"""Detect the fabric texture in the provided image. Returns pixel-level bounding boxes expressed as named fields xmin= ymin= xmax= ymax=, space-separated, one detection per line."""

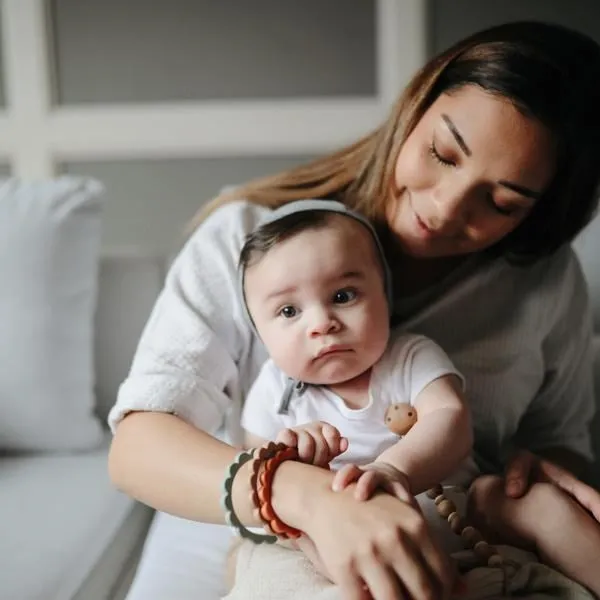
xmin=241 ymin=331 xmax=464 ymax=469
xmin=0 ymin=177 xmax=105 ymax=451
xmin=224 ymin=541 xmax=595 ymax=600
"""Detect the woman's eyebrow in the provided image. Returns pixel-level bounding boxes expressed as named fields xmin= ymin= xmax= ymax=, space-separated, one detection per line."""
xmin=442 ymin=114 xmax=471 ymax=156
xmin=442 ymin=113 xmax=542 ymax=200
xmin=497 ymin=180 xmax=541 ymax=200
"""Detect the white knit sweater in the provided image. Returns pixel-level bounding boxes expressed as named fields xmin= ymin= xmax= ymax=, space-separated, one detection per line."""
xmin=109 ymin=201 xmax=595 ymax=469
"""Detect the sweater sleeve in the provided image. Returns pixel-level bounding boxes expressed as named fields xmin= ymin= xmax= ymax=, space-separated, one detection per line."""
xmin=107 ymin=201 xmax=268 ymax=435
xmin=516 ymin=248 xmax=595 ymax=461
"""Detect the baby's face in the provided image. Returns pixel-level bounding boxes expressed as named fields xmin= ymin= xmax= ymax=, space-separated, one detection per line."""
xmin=244 ymin=215 xmax=390 ymax=385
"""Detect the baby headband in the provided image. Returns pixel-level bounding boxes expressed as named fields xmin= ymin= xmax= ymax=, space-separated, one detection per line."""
xmin=238 ymin=199 xmax=393 ymax=336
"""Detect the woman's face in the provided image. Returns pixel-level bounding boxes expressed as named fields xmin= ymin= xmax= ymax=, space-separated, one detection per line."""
xmin=387 ymin=85 xmax=557 ymax=258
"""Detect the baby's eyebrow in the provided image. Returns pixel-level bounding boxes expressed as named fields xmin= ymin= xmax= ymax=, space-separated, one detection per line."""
xmin=337 ymin=270 xmax=365 ymax=280
xmin=264 ymin=285 xmax=298 ymax=301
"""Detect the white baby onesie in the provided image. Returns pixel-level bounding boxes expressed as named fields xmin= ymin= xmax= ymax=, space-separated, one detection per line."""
xmin=242 ymin=331 xmax=467 ymax=471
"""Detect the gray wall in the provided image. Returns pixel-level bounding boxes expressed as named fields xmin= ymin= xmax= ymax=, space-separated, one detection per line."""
xmin=49 ymin=0 xmax=376 ymax=254
xmin=51 ymin=0 xmax=376 ymax=104
xmin=429 ymin=0 xmax=600 ymax=55
xmin=62 ymin=156 xmax=315 ymax=254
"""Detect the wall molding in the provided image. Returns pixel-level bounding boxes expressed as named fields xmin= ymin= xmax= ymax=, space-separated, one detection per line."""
xmin=0 ymin=0 xmax=426 ymax=177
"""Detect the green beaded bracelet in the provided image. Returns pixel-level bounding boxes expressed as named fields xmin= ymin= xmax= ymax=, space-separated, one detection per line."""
xmin=221 ymin=449 xmax=277 ymax=544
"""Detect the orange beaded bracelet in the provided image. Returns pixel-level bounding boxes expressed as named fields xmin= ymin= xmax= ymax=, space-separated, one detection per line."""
xmin=254 ymin=445 xmax=302 ymax=539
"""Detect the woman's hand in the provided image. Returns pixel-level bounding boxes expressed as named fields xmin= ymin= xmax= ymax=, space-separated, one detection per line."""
xmin=275 ymin=421 xmax=348 ymax=468
xmin=504 ymin=449 xmax=600 ymax=521
xmin=299 ymin=481 xmax=456 ymax=600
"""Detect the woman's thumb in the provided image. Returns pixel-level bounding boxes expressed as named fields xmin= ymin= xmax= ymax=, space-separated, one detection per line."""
xmin=504 ymin=451 xmax=532 ymax=498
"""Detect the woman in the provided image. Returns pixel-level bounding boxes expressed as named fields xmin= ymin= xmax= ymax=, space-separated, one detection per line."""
xmin=108 ymin=21 xmax=600 ymax=600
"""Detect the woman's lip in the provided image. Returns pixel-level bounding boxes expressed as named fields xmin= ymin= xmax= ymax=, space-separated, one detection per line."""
xmin=413 ymin=207 xmax=437 ymax=238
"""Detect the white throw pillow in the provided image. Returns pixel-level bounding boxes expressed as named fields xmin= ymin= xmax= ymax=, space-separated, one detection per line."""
xmin=0 ymin=177 xmax=105 ymax=451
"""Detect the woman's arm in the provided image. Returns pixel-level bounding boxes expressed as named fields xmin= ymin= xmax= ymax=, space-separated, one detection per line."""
xmin=508 ymin=250 xmax=595 ymax=493
xmin=109 ymin=411 xmax=326 ymax=526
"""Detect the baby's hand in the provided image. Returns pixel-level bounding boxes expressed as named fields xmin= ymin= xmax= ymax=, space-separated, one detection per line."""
xmin=275 ymin=421 xmax=348 ymax=468
xmin=332 ymin=461 xmax=413 ymax=503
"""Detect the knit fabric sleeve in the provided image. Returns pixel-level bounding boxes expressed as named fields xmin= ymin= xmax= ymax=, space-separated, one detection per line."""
xmin=516 ymin=249 xmax=595 ymax=460
xmin=108 ymin=201 xmax=267 ymax=435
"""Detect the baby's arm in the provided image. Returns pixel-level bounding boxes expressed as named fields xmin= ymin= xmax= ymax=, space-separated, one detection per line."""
xmin=334 ymin=373 xmax=472 ymax=500
xmin=377 ymin=373 xmax=472 ymax=494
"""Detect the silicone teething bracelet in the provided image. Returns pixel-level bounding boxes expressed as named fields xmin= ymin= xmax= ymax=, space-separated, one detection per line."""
xmin=221 ymin=449 xmax=277 ymax=544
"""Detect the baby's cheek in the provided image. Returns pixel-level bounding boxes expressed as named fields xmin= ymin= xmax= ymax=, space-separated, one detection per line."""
xmin=272 ymin=346 xmax=309 ymax=381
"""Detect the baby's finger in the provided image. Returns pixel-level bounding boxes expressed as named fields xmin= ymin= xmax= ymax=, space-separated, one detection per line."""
xmin=355 ymin=471 xmax=380 ymax=501
xmin=321 ymin=423 xmax=344 ymax=456
xmin=310 ymin=430 xmax=332 ymax=467
xmin=296 ymin=430 xmax=317 ymax=463
xmin=275 ymin=428 xmax=297 ymax=448
xmin=386 ymin=480 xmax=414 ymax=504
xmin=332 ymin=464 xmax=363 ymax=492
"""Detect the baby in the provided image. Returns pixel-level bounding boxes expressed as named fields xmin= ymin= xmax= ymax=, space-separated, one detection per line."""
xmin=227 ymin=199 xmax=600 ymax=598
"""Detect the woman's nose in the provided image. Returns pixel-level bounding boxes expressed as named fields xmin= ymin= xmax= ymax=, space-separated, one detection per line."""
xmin=431 ymin=184 xmax=472 ymax=233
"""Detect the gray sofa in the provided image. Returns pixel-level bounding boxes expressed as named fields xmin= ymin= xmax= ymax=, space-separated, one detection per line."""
xmin=0 ymin=254 xmax=164 ymax=600
xmin=1 ymin=236 xmax=599 ymax=600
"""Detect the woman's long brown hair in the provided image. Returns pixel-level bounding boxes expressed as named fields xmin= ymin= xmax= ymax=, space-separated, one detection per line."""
xmin=190 ymin=22 xmax=600 ymax=263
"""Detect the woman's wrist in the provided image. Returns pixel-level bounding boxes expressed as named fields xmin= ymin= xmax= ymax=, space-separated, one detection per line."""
xmin=269 ymin=461 xmax=334 ymax=532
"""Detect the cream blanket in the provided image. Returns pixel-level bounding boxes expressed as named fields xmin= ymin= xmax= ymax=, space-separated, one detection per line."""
xmin=224 ymin=541 xmax=595 ymax=600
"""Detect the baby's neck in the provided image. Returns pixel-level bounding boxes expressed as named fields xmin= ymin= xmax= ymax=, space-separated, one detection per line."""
xmin=327 ymin=368 xmax=372 ymax=410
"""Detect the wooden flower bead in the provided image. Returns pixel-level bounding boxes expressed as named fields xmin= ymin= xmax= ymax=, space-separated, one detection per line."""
xmin=448 ymin=512 xmax=463 ymax=533
xmin=426 ymin=484 xmax=443 ymax=499
xmin=461 ymin=526 xmax=483 ymax=547
xmin=436 ymin=499 xmax=455 ymax=518
xmin=488 ymin=554 xmax=504 ymax=567
xmin=474 ymin=541 xmax=496 ymax=561
xmin=384 ymin=403 xmax=418 ymax=436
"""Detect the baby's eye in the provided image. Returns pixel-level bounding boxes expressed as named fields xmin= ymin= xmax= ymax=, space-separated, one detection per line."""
xmin=279 ymin=305 xmax=297 ymax=319
xmin=333 ymin=288 xmax=357 ymax=304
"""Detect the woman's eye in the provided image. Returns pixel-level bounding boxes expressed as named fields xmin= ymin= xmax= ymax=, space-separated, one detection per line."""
xmin=279 ymin=305 xmax=297 ymax=318
xmin=429 ymin=140 xmax=456 ymax=168
xmin=333 ymin=289 xmax=357 ymax=304
xmin=487 ymin=194 xmax=518 ymax=217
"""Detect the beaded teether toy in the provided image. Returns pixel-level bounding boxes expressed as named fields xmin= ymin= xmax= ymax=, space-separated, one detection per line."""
xmin=384 ymin=402 xmax=505 ymax=568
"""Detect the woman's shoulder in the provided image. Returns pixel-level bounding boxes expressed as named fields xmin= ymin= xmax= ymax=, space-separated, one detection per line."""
xmin=502 ymin=245 xmax=585 ymax=297
xmin=189 ymin=200 xmax=272 ymax=243
xmin=497 ymin=245 xmax=589 ymax=326
xmin=173 ymin=200 xmax=272 ymax=272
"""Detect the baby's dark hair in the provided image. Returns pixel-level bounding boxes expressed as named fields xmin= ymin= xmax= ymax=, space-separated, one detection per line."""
xmin=239 ymin=210 xmax=337 ymax=271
